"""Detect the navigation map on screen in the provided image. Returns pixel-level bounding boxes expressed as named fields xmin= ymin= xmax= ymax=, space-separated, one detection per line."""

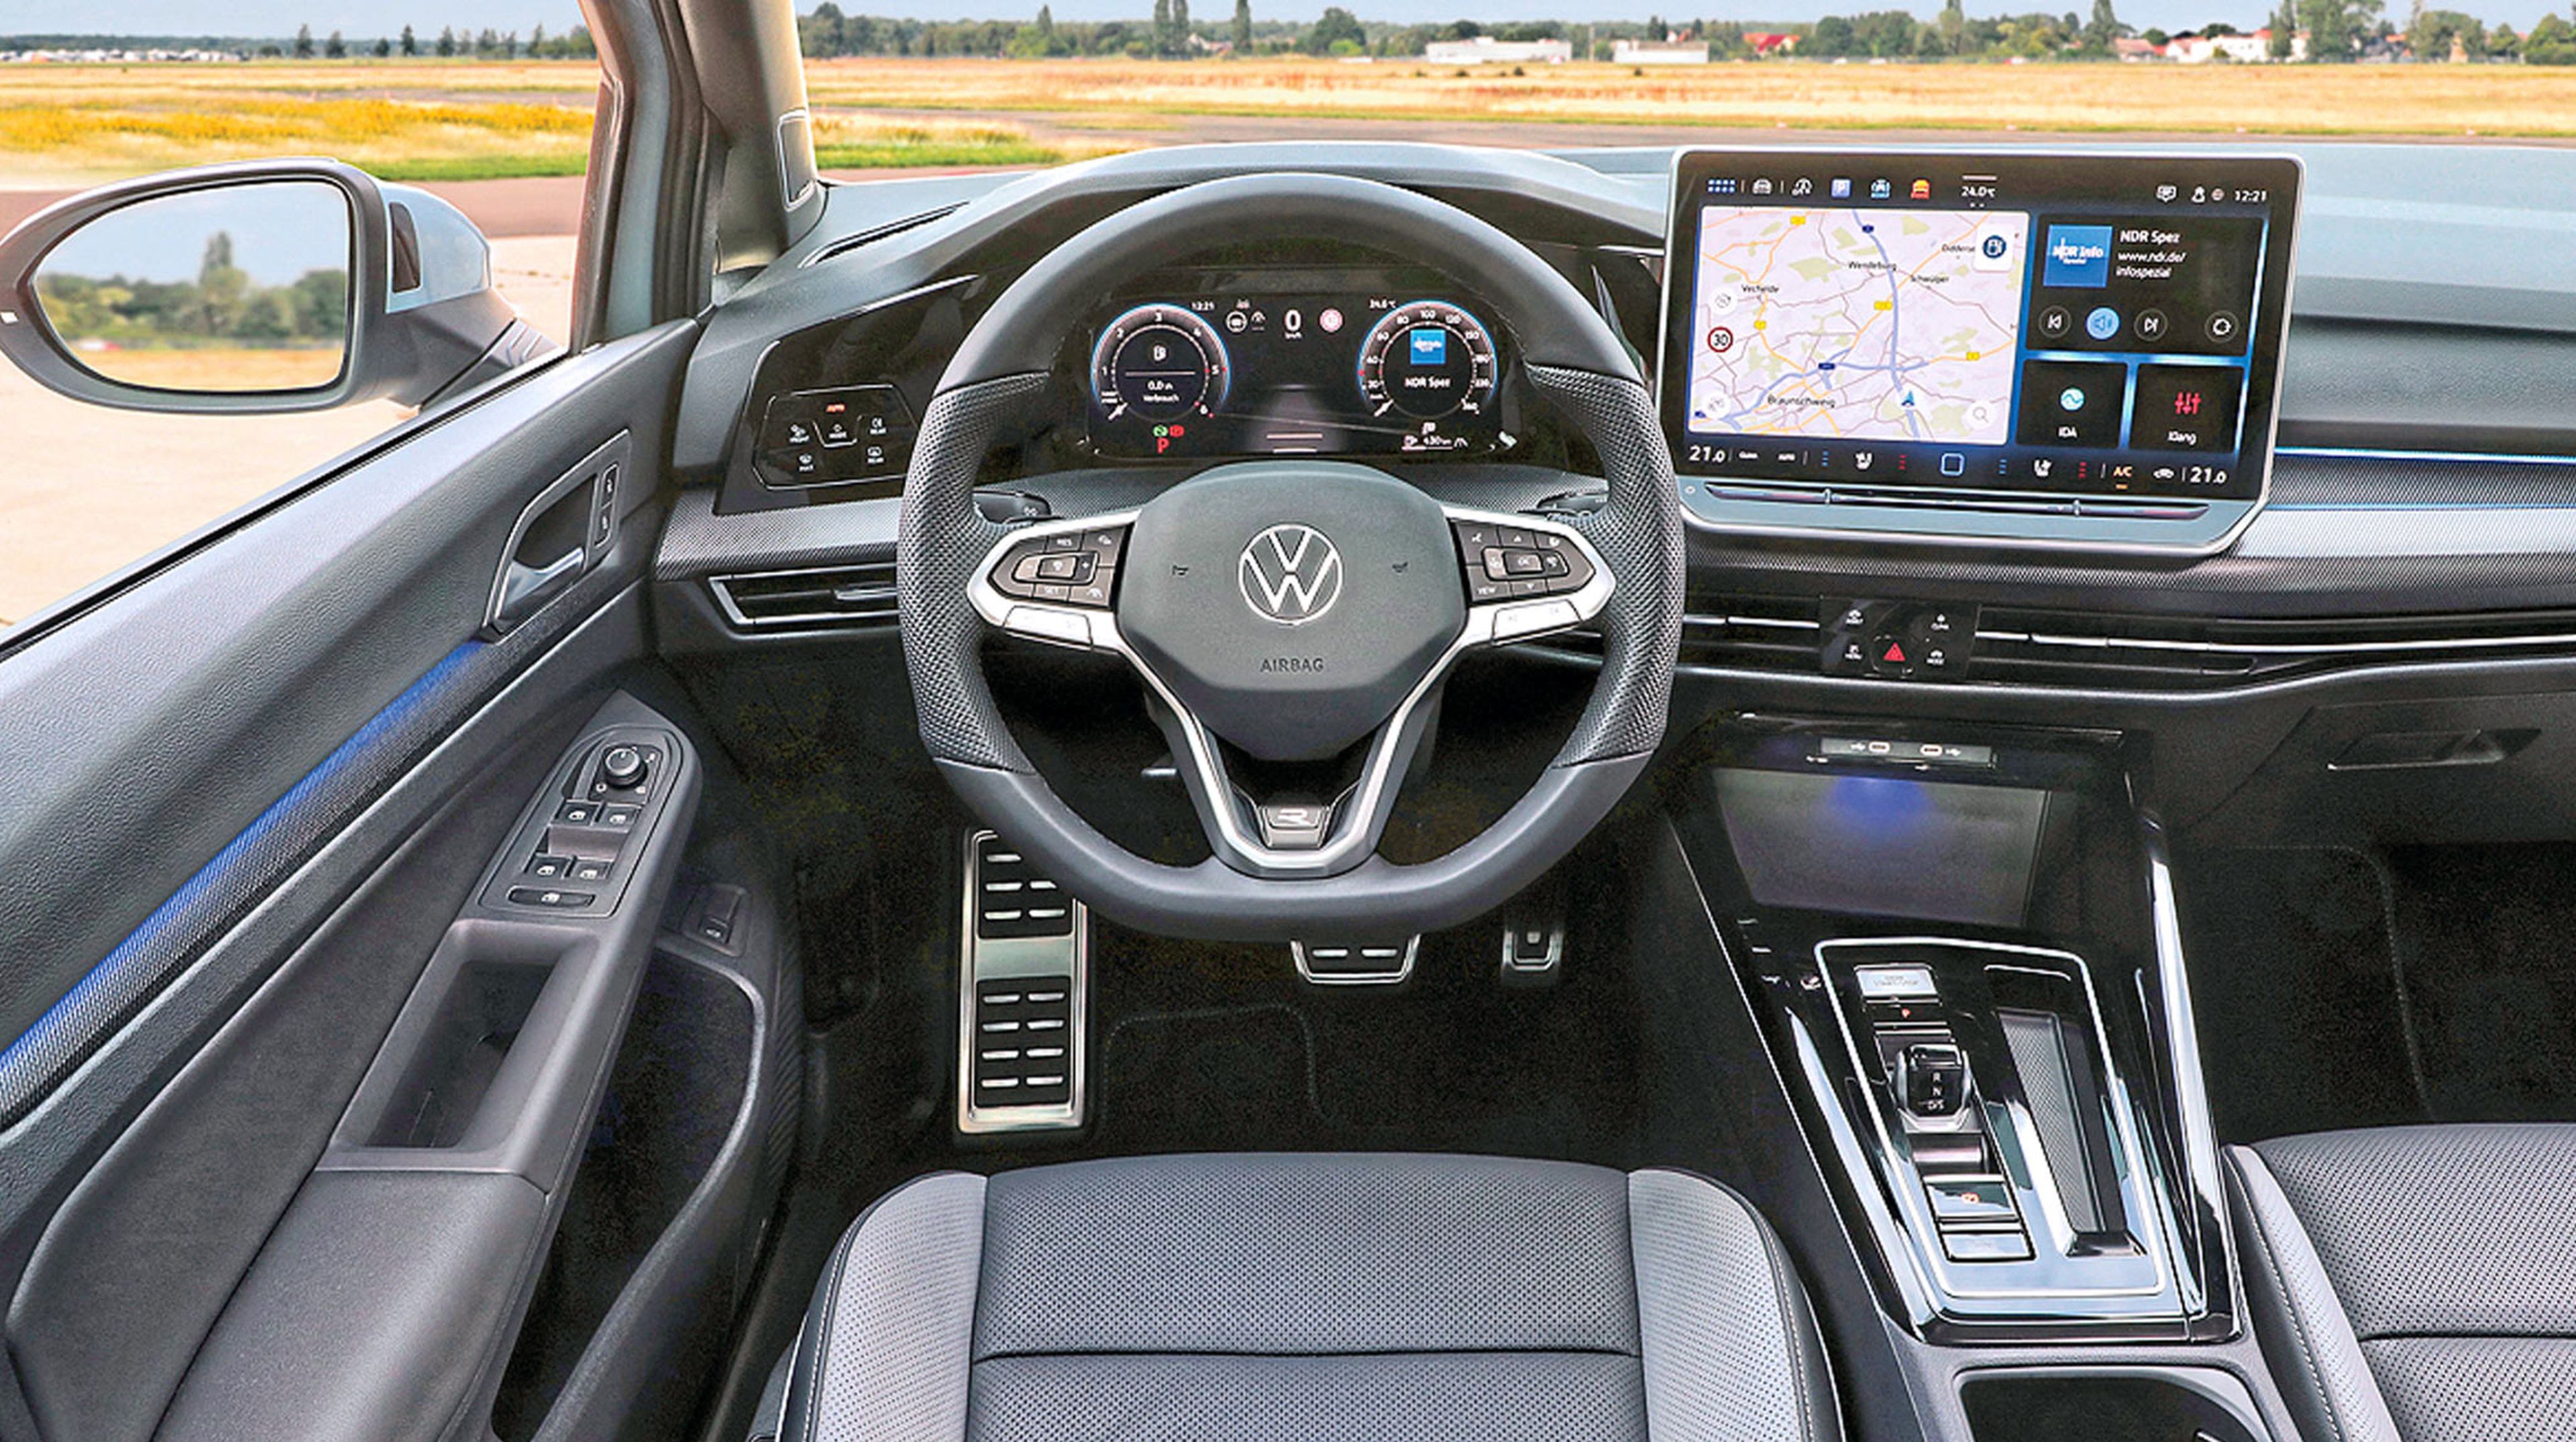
xmin=1684 ymin=207 xmax=2029 ymax=448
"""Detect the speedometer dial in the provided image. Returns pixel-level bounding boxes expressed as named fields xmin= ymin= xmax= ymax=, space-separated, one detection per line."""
xmin=1356 ymin=301 xmax=1499 ymax=423
xmin=1091 ymin=303 xmax=1231 ymax=423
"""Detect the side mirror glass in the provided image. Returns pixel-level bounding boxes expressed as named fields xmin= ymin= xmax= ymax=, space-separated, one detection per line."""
xmin=0 ymin=160 xmax=553 ymax=415
xmin=31 ymin=180 xmax=352 ymax=395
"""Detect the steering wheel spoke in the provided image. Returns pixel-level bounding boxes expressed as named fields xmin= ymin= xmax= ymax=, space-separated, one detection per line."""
xmin=970 ymin=511 xmax=1138 ymax=651
xmin=1442 ymin=503 xmax=1615 ymax=649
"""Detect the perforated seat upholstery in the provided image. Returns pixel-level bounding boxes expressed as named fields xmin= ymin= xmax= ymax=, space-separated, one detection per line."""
xmin=777 ymin=1151 xmax=1839 ymax=1442
xmin=2229 ymin=1125 xmax=2576 ymax=1442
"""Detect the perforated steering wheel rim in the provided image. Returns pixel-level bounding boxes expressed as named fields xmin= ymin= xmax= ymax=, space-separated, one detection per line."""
xmin=896 ymin=171 xmax=1683 ymax=943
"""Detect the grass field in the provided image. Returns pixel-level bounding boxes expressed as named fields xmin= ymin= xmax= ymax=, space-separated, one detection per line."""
xmin=0 ymin=60 xmax=1095 ymax=183
xmin=800 ymin=55 xmax=2575 ymax=140
xmin=0 ymin=56 xmax=2565 ymax=187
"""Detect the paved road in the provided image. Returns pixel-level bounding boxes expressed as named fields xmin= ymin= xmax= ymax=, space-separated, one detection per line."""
xmin=0 ymin=236 xmax=577 ymax=627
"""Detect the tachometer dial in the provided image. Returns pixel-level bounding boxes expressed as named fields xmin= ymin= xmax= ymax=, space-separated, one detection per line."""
xmin=1091 ymin=303 xmax=1231 ymax=423
xmin=1356 ymin=301 xmax=1499 ymax=423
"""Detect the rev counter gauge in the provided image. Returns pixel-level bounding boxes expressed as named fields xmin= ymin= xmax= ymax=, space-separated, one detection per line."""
xmin=1356 ymin=301 xmax=1499 ymax=423
xmin=1091 ymin=303 xmax=1231 ymax=423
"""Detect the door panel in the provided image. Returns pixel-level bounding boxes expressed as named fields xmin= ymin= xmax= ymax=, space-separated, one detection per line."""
xmin=0 ymin=323 xmax=688 ymax=1104
xmin=0 ymin=321 xmax=696 ymax=1441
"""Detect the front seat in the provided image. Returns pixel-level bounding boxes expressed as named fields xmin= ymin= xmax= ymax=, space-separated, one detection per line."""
xmin=2229 ymin=1125 xmax=2576 ymax=1442
xmin=775 ymin=1151 xmax=1839 ymax=1442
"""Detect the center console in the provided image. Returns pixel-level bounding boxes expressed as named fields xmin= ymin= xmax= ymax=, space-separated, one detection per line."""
xmin=1677 ymin=721 xmax=2232 ymax=1345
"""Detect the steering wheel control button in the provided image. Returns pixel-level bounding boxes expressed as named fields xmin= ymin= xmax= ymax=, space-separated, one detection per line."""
xmin=1002 ymin=605 xmax=1092 ymax=649
xmin=1253 ymin=799 xmax=1334 ymax=851
xmin=1454 ymin=520 xmax=1593 ymax=606
xmin=1491 ymin=598 xmax=1580 ymax=642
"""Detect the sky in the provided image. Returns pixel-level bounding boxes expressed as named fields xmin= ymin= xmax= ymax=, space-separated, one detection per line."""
xmin=7 ymin=0 xmax=2561 ymax=42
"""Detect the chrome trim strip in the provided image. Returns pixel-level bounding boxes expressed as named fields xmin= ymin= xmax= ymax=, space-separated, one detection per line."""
xmin=1980 ymin=626 xmax=2576 ymax=660
xmin=2140 ymin=812 xmax=2237 ymax=1335
xmin=706 ymin=560 xmax=901 ymax=631
xmin=965 ymin=502 xmax=1614 ymax=879
xmin=1813 ymin=935 xmax=2180 ymax=1312
xmin=2279 ymin=444 xmax=2576 ymax=467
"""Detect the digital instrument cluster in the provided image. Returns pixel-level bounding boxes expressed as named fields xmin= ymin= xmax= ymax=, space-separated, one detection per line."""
xmin=1085 ymin=269 xmax=1506 ymax=461
xmin=1658 ymin=148 xmax=2301 ymax=516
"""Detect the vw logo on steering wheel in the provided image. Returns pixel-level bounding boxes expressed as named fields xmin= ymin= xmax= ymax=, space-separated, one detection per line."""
xmin=1238 ymin=523 xmax=1344 ymax=626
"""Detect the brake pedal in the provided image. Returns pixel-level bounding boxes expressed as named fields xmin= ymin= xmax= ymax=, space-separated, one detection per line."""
xmin=1293 ymin=937 xmax=1417 ymax=986
xmin=958 ymin=830 xmax=1087 ymax=1135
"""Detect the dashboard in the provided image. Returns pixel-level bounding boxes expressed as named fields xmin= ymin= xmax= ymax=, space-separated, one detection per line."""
xmin=1085 ymin=266 xmax=1508 ymax=460
xmin=692 ymin=140 xmax=2576 ymax=584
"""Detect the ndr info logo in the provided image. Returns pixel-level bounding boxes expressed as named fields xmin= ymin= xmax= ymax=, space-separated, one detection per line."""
xmin=2043 ymin=225 xmax=2113 ymax=288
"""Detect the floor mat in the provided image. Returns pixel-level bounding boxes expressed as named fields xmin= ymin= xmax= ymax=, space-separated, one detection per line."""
xmin=2176 ymin=846 xmax=2430 ymax=1143
xmin=1094 ymin=1003 xmax=1328 ymax=1152
xmin=2387 ymin=843 xmax=2576 ymax=1123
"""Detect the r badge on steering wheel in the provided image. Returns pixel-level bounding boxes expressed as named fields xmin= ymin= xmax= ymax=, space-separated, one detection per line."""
xmin=1238 ymin=523 xmax=1344 ymax=626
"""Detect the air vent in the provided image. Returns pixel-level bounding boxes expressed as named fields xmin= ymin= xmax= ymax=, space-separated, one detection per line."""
xmin=709 ymin=562 xmax=900 ymax=632
xmin=1548 ymin=595 xmax=2576 ymax=692
xmin=1976 ymin=606 xmax=2576 ymax=690
xmin=1545 ymin=595 xmax=1823 ymax=672
xmin=1678 ymin=595 xmax=1827 ymax=671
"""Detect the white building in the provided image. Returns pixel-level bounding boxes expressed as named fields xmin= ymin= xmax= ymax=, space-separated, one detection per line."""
xmin=2166 ymin=28 xmax=2301 ymax=60
xmin=1424 ymin=36 xmax=1574 ymax=64
xmin=1612 ymin=38 xmax=1711 ymax=63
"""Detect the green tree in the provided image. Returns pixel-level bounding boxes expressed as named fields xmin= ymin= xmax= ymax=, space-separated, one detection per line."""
xmin=2084 ymin=0 xmax=2124 ymax=47
xmin=2266 ymin=0 xmax=2297 ymax=52
xmin=2526 ymin=11 xmax=2576 ymax=58
xmin=1938 ymin=0 xmax=1968 ymax=52
xmin=324 ymin=28 xmax=345 ymax=56
xmin=1232 ymin=0 xmax=1252 ymax=48
xmin=2408 ymin=7 xmax=2482 ymax=54
xmin=1807 ymin=13 xmax=1855 ymax=52
xmin=435 ymin=24 xmax=456 ymax=56
xmin=294 ymin=23 xmax=315 ymax=58
xmin=2298 ymin=0 xmax=2384 ymax=56
xmin=1175 ymin=0 xmax=1193 ymax=48
xmin=1302 ymin=3 xmax=1365 ymax=52
xmin=373 ymin=36 xmax=391 ymax=56
xmin=400 ymin=23 xmax=417 ymax=55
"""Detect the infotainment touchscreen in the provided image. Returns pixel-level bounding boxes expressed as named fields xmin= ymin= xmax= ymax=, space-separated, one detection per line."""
xmin=1658 ymin=150 xmax=2299 ymax=511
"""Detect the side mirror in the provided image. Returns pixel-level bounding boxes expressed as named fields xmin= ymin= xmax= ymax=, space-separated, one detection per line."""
xmin=0 ymin=158 xmax=555 ymax=415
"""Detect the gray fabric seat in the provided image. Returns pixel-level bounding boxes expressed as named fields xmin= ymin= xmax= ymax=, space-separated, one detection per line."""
xmin=2228 ymin=1125 xmax=2576 ymax=1442
xmin=777 ymin=1151 xmax=1839 ymax=1442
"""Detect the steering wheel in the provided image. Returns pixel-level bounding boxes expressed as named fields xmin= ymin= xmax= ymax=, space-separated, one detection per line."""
xmin=898 ymin=172 xmax=1682 ymax=944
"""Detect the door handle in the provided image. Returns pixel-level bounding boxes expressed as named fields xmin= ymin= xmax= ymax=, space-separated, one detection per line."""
xmin=484 ymin=436 xmax=627 ymax=637
xmin=494 ymin=545 xmax=584 ymax=629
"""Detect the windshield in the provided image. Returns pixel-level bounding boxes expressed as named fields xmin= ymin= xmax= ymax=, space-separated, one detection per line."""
xmin=0 ymin=3 xmax=2561 ymax=629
